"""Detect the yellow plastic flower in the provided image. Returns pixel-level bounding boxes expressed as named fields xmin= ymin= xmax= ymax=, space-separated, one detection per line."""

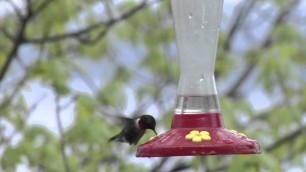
xmin=238 ymin=133 xmax=247 ymax=137
xmin=230 ymin=129 xmax=247 ymax=137
xmin=185 ymin=130 xmax=211 ymax=143
xmin=230 ymin=130 xmax=238 ymax=133
xmin=149 ymin=133 xmax=163 ymax=141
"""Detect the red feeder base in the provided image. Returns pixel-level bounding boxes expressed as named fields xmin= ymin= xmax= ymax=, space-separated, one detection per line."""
xmin=136 ymin=113 xmax=261 ymax=157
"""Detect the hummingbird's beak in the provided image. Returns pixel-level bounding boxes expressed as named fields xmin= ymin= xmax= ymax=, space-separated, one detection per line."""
xmin=152 ymin=129 xmax=158 ymax=135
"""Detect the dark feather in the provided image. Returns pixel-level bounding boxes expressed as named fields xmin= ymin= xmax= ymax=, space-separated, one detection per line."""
xmin=108 ymin=116 xmax=144 ymax=145
xmin=109 ymin=115 xmax=155 ymax=145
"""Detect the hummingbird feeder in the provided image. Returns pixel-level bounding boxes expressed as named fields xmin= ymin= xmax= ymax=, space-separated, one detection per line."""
xmin=136 ymin=0 xmax=261 ymax=157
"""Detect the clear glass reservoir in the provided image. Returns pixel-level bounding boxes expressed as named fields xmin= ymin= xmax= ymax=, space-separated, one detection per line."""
xmin=172 ymin=0 xmax=224 ymax=114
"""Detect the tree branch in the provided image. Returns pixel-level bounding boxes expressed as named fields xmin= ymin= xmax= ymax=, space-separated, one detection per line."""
xmin=55 ymin=95 xmax=71 ymax=172
xmin=223 ymin=0 xmax=257 ymax=51
xmin=0 ymin=18 xmax=27 ymax=84
xmin=23 ymin=0 xmax=164 ymax=44
xmin=168 ymin=162 xmax=190 ymax=172
xmin=0 ymin=94 xmax=46 ymax=146
xmin=248 ymin=102 xmax=285 ymax=122
xmin=59 ymin=94 xmax=79 ymax=110
xmin=266 ymin=125 xmax=306 ymax=152
xmin=0 ymin=74 xmax=27 ymax=111
xmin=151 ymin=158 xmax=169 ymax=172
xmin=0 ymin=56 xmax=43 ymax=113
xmin=6 ymin=0 xmax=23 ymax=21
xmin=0 ymin=0 xmax=36 ymax=84
xmin=225 ymin=0 xmax=301 ymax=98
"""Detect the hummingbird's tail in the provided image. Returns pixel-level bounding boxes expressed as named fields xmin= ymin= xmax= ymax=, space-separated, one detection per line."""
xmin=108 ymin=135 xmax=118 ymax=143
xmin=108 ymin=134 xmax=125 ymax=143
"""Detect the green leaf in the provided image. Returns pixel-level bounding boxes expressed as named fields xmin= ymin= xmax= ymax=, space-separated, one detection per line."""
xmin=136 ymin=86 xmax=157 ymax=101
xmin=141 ymin=49 xmax=166 ymax=73
xmin=271 ymin=25 xmax=301 ymax=44
xmin=229 ymin=154 xmax=282 ymax=172
xmin=78 ymin=37 xmax=109 ymax=60
xmin=27 ymin=0 xmax=79 ymax=38
xmin=24 ymin=126 xmax=55 ymax=142
xmin=1 ymin=146 xmax=21 ymax=170
xmin=98 ymin=80 xmax=126 ymax=108
xmin=31 ymin=58 xmax=70 ymax=95
xmin=116 ymin=66 xmax=131 ymax=83
xmin=75 ymin=94 xmax=98 ymax=121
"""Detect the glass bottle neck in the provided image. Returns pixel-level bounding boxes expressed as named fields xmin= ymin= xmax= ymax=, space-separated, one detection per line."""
xmin=174 ymin=94 xmax=220 ymax=114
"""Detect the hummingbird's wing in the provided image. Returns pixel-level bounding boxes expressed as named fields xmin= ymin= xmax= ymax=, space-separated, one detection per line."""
xmin=118 ymin=116 xmax=136 ymax=127
xmin=105 ymin=115 xmax=134 ymax=126
xmin=108 ymin=117 xmax=133 ymax=144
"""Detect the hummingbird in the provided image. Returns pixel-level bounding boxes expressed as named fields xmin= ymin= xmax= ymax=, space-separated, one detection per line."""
xmin=108 ymin=115 xmax=157 ymax=145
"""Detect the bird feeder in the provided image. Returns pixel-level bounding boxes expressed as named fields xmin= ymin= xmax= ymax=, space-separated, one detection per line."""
xmin=136 ymin=0 xmax=260 ymax=157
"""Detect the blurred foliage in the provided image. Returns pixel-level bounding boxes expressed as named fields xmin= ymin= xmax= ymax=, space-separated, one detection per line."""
xmin=0 ymin=0 xmax=305 ymax=171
